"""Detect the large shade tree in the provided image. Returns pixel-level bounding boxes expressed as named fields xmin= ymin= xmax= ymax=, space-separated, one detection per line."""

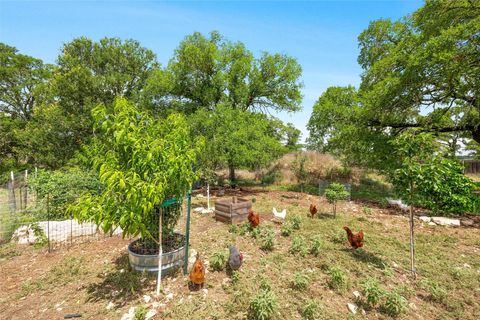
xmin=308 ymin=0 xmax=480 ymax=167
xmin=143 ymin=31 xmax=303 ymax=115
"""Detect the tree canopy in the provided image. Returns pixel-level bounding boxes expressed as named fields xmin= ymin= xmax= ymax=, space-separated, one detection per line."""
xmin=308 ymin=0 xmax=480 ymax=168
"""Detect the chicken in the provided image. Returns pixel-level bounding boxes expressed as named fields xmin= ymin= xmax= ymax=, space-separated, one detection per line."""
xmin=189 ymin=253 xmax=205 ymax=288
xmin=272 ymin=207 xmax=287 ymax=220
xmin=309 ymin=204 xmax=317 ymax=219
xmin=343 ymin=226 xmax=364 ymax=249
xmin=248 ymin=209 xmax=260 ymax=227
xmin=228 ymin=245 xmax=243 ymax=270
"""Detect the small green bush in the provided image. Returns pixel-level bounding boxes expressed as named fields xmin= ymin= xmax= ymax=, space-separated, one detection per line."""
xmin=302 ymin=299 xmax=321 ymax=320
xmin=248 ymin=286 xmax=278 ymax=320
xmin=251 ymin=226 xmax=262 ymax=239
xmin=210 ymin=251 xmax=227 ymax=271
xmin=280 ymin=222 xmax=293 ymax=237
xmin=260 ymin=228 xmax=276 ymax=251
xmin=382 ymin=291 xmax=408 ymax=317
xmin=327 ymin=266 xmax=348 ymax=291
xmin=325 ymin=183 xmax=350 ymax=218
xmin=361 ymin=277 xmax=384 ymax=308
xmin=31 ymin=223 xmax=48 ymax=248
xmin=289 ymin=236 xmax=308 ymax=257
xmin=291 ymin=271 xmax=310 ymax=291
xmin=309 ymin=235 xmax=323 ymax=256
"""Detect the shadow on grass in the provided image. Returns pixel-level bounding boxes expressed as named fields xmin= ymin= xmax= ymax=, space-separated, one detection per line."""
xmin=342 ymin=248 xmax=387 ymax=270
xmin=317 ymin=213 xmax=335 ymax=220
xmin=86 ymin=254 xmax=155 ymax=305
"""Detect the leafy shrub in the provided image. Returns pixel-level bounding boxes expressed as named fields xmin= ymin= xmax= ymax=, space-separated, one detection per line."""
xmin=327 ymin=267 xmax=348 ymax=291
xmin=280 ymin=222 xmax=293 ymax=237
xmin=248 ymin=285 xmax=278 ymax=320
xmin=291 ymin=271 xmax=310 ymax=291
xmin=210 ymin=251 xmax=227 ymax=271
xmin=381 ymin=291 xmax=408 ymax=317
xmin=30 ymin=168 xmax=101 ymax=219
xmin=325 ymin=183 xmax=350 ymax=217
xmin=261 ymin=170 xmax=281 ymax=185
xmin=309 ymin=236 xmax=323 ymax=256
xmin=361 ymin=277 xmax=384 ymax=308
xmin=260 ymin=228 xmax=276 ymax=251
xmin=289 ymin=215 xmax=302 ymax=230
xmin=302 ymin=299 xmax=321 ymax=320
xmin=289 ymin=236 xmax=308 ymax=257
xmin=31 ymin=223 xmax=48 ymax=248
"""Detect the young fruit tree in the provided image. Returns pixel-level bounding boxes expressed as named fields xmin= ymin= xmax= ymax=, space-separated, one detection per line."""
xmin=391 ymin=132 xmax=477 ymax=279
xmin=325 ymin=183 xmax=349 ymax=218
xmin=69 ymin=98 xmax=204 ymax=290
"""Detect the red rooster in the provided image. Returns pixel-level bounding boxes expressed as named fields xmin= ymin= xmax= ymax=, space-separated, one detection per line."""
xmin=309 ymin=204 xmax=317 ymax=219
xmin=248 ymin=209 xmax=260 ymax=228
xmin=343 ymin=226 xmax=364 ymax=249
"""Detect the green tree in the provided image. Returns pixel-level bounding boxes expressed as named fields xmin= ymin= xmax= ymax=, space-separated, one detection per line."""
xmin=0 ymin=43 xmax=52 ymax=120
xmin=71 ymin=98 xmax=204 ymax=242
xmin=325 ymin=183 xmax=350 ymax=218
xmin=22 ymin=37 xmax=160 ymax=168
xmin=189 ymin=104 xmax=286 ymax=182
xmin=144 ymin=31 xmax=303 ymax=115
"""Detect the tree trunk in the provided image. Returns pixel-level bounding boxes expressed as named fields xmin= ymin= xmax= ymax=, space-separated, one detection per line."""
xmin=228 ymin=162 xmax=236 ymax=184
xmin=409 ymin=183 xmax=417 ymax=280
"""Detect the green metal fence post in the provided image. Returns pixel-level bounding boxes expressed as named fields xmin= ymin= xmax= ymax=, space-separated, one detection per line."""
xmin=183 ymin=190 xmax=192 ymax=275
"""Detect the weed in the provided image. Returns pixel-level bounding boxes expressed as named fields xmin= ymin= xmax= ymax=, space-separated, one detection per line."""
xmin=210 ymin=251 xmax=227 ymax=271
xmin=290 ymin=215 xmax=302 ymax=230
xmin=309 ymin=235 xmax=323 ymax=256
xmin=238 ymin=223 xmax=250 ymax=236
xmin=280 ymin=222 xmax=293 ymax=237
xmin=228 ymin=224 xmax=238 ymax=234
xmin=327 ymin=266 xmax=348 ymax=291
xmin=362 ymin=207 xmax=372 ymax=215
xmin=329 ymin=230 xmax=345 ymax=244
xmin=134 ymin=305 xmax=148 ymax=320
xmin=381 ymin=290 xmax=408 ymax=317
xmin=302 ymin=299 xmax=321 ymax=320
xmin=231 ymin=270 xmax=240 ymax=285
xmin=289 ymin=236 xmax=308 ymax=257
xmin=291 ymin=271 xmax=310 ymax=291
xmin=260 ymin=228 xmax=276 ymax=251
xmin=395 ymin=284 xmax=415 ymax=299
xmin=420 ymin=279 xmax=447 ymax=303
xmin=248 ymin=286 xmax=278 ymax=320
xmin=31 ymin=223 xmax=48 ymax=248
xmin=360 ymin=277 xmax=384 ymax=308
xmin=251 ymin=226 xmax=262 ymax=239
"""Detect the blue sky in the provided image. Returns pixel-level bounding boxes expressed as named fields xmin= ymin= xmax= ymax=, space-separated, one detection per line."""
xmin=0 ymin=0 xmax=423 ymax=141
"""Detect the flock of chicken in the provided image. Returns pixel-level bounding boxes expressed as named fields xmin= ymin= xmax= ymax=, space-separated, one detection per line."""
xmin=189 ymin=204 xmax=364 ymax=288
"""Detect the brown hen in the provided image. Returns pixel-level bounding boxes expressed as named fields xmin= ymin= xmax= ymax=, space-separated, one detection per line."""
xmin=343 ymin=226 xmax=364 ymax=249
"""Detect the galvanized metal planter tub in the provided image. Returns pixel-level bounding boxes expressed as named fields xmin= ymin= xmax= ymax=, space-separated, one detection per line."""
xmin=128 ymin=233 xmax=185 ymax=275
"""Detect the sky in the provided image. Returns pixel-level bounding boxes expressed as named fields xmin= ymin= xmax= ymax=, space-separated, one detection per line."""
xmin=0 ymin=0 xmax=423 ymax=142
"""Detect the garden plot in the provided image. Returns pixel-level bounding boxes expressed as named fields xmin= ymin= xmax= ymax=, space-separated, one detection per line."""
xmin=0 ymin=189 xmax=479 ymax=320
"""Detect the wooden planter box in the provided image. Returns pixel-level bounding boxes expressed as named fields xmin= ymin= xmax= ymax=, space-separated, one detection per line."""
xmin=214 ymin=196 xmax=252 ymax=224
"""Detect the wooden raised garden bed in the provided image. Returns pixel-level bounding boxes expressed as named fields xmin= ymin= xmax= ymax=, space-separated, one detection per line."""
xmin=214 ymin=196 xmax=252 ymax=224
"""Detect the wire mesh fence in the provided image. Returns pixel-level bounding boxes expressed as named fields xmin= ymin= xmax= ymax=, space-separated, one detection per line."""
xmin=1 ymin=169 xmax=193 ymax=275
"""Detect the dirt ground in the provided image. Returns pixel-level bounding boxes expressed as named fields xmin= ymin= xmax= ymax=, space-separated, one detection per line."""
xmin=1 ymin=188 xmax=479 ymax=320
